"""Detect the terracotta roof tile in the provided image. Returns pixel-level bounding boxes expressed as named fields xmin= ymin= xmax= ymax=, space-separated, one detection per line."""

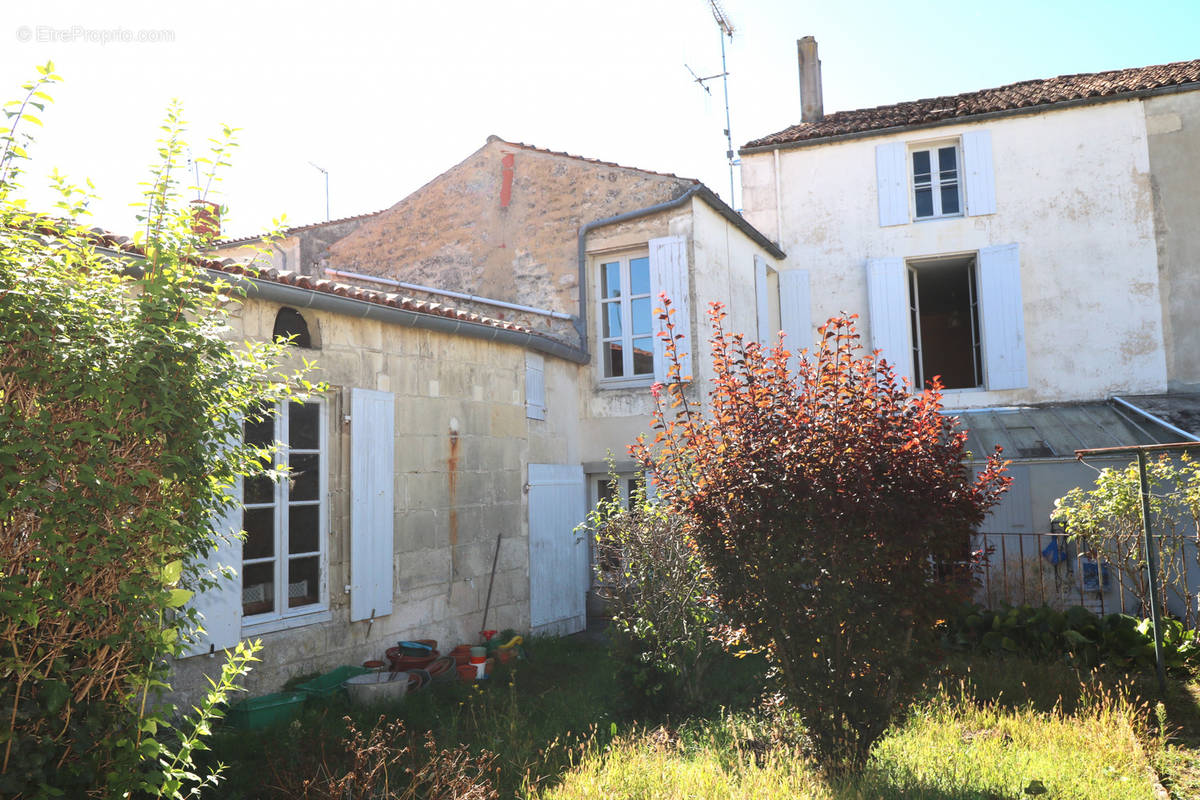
xmin=744 ymin=59 xmax=1200 ymax=149
xmin=78 ymin=231 xmax=542 ymax=337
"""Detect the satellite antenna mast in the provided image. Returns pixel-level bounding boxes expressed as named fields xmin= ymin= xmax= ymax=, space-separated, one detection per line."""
xmin=308 ymin=161 xmax=330 ymax=221
xmin=687 ymin=0 xmax=738 ymax=208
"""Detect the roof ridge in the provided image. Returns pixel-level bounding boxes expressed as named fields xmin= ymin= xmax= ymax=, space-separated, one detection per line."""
xmin=215 ymin=208 xmax=386 ymax=247
xmin=487 ymin=135 xmax=701 ymax=183
xmin=743 ymin=57 xmax=1200 ymax=150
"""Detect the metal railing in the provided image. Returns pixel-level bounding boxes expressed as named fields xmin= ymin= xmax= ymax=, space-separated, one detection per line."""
xmin=970 ymin=531 xmax=1200 ymax=627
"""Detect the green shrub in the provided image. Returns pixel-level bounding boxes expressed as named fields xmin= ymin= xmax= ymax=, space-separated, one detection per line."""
xmin=591 ymin=478 xmax=728 ymax=714
xmin=0 ymin=66 xmax=304 ymax=797
xmin=943 ymin=602 xmax=1200 ymax=671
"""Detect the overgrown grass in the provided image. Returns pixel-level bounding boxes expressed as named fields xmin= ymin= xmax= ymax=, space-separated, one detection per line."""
xmin=536 ymin=684 xmax=1158 ymax=800
xmin=207 ymin=637 xmax=1199 ymax=799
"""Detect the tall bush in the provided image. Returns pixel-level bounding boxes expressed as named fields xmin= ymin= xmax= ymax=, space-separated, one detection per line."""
xmin=590 ymin=477 xmax=726 ymax=712
xmin=634 ymin=304 xmax=1008 ymax=773
xmin=0 ymin=66 xmax=305 ymax=797
xmin=1053 ymin=454 xmax=1200 ymax=625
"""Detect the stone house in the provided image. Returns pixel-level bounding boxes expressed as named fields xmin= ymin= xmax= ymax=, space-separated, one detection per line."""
xmin=181 ymin=142 xmax=786 ymax=695
xmin=737 ymin=41 xmax=1200 ymax=612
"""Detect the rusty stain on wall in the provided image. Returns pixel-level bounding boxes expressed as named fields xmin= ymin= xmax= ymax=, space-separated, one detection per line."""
xmin=448 ymin=425 xmax=459 ymax=575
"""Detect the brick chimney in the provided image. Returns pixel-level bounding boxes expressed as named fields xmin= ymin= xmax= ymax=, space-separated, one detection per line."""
xmin=797 ymin=36 xmax=824 ymax=123
xmin=189 ymin=199 xmax=221 ymax=239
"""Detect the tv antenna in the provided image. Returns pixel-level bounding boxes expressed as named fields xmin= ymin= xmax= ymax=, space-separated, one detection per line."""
xmin=308 ymin=161 xmax=330 ymax=221
xmin=685 ymin=0 xmax=738 ymax=209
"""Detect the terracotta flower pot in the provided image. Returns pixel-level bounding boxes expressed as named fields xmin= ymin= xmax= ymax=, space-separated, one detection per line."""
xmin=450 ymin=645 xmax=473 ymax=666
xmin=456 ymin=663 xmax=478 ymax=682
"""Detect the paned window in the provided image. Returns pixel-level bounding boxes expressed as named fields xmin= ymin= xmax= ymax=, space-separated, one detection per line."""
xmin=242 ymin=399 xmax=326 ymax=620
xmin=912 ymin=144 xmax=962 ymax=219
xmin=598 ymin=254 xmax=654 ymax=381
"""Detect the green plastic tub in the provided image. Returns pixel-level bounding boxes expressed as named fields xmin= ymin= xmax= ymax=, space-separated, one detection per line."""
xmin=226 ymin=691 xmax=307 ymax=729
xmin=294 ymin=665 xmax=371 ymax=698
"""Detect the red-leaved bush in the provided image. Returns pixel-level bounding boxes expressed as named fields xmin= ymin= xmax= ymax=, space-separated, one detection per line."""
xmin=633 ymin=302 xmax=1009 ymax=772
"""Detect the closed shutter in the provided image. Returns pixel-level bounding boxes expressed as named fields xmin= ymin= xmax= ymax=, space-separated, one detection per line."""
xmin=977 ymin=244 xmax=1027 ymax=390
xmin=525 ymin=352 xmax=546 ymax=420
xmin=875 ymin=142 xmax=909 ymax=227
xmin=181 ymin=434 xmax=243 ymax=657
xmin=754 ymin=254 xmax=771 ymax=344
xmin=963 ymin=130 xmax=997 ymax=216
xmin=778 ymin=269 xmax=812 ymax=372
xmin=866 ymin=257 xmax=912 ymax=384
xmin=528 ymin=464 xmax=588 ymax=635
xmin=649 ymin=235 xmax=692 ymax=383
xmin=350 ymin=388 xmax=395 ymax=622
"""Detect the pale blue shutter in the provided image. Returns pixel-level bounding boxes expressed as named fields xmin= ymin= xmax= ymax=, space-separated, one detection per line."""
xmin=778 ymin=269 xmax=811 ymax=372
xmin=649 ymin=235 xmax=692 ymax=383
xmin=875 ymin=142 xmax=908 ymax=227
xmin=754 ymin=254 xmax=771 ymax=344
xmin=350 ymin=388 xmax=395 ymax=622
xmin=963 ymin=130 xmax=996 ymax=216
xmin=525 ymin=352 xmax=546 ymax=420
xmin=866 ymin=257 xmax=913 ymax=384
xmin=977 ymin=244 xmax=1027 ymax=390
xmin=527 ymin=464 xmax=588 ymax=636
xmin=181 ymin=435 xmax=243 ymax=657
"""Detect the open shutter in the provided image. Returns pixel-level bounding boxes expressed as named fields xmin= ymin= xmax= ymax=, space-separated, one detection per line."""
xmin=778 ymin=269 xmax=811 ymax=372
xmin=866 ymin=257 xmax=913 ymax=384
xmin=754 ymin=254 xmax=771 ymax=344
xmin=350 ymin=388 xmax=395 ymax=622
xmin=876 ymin=142 xmax=908 ymax=227
xmin=963 ymin=130 xmax=996 ymax=216
xmin=525 ymin=352 xmax=546 ymax=420
xmin=977 ymin=244 xmax=1027 ymax=390
xmin=181 ymin=436 xmax=243 ymax=657
xmin=649 ymin=235 xmax=692 ymax=383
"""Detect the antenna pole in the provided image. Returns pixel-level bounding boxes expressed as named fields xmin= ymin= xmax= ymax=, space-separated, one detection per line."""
xmin=718 ymin=27 xmax=735 ymax=209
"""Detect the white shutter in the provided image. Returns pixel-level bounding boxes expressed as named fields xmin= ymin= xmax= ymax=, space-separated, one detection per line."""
xmin=754 ymin=254 xmax=771 ymax=344
xmin=350 ymin=388 xmax=395 ymax=622
xmin=977 ymin=243 xmax=1027 ymax=390
xmin=528 ymin=464 xmax=588 ymax=635
xmin=866 ymin=257 xmax=913 ymax=384
xmin=181 ymin=436 xmax=243 ymax=657
xmin=649 ymin=235 xmax=692 ymax=383
xmin=778 ymin=269 xmax=811 ymax=372
xmin=963 ymin=130 xmax=996 ymax=216
xmin=875 ymin=142 xmax=909 ymax=227
xmin=525 ymin=352 xmax=546 ymax=420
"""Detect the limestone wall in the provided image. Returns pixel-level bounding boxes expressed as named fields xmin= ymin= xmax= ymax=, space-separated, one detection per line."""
xmin=172 ymin=295 xmax=581 ymax=701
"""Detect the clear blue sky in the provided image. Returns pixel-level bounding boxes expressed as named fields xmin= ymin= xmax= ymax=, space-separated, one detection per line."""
xmin=2 ymin=0 xmax=1197 ymax=240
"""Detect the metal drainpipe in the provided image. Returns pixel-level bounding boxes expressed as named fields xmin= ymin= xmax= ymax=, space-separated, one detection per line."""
xmin=574 ymin=185 xmax=705 ymax=355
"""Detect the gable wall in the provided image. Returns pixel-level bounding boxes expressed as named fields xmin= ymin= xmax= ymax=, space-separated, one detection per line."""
xmin=323 ymin=139 xmax=694 ymax=317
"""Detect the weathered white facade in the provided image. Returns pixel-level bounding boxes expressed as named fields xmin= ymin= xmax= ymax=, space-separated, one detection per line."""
xmin=741 ymin=99 xmax=1169 ymax=408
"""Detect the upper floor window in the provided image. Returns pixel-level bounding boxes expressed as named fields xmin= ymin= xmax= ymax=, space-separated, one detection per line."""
xmin=876 ymin=131 xmax=995 ymax=227
xmin=598 ymin=253 xmax=654 ymax=381
xmin=911 ymin=144 xmax=962 ymax=219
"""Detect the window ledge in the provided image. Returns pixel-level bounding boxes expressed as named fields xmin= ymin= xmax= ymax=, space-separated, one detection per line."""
xmin=596 ymin=377 xmax=656 ymax=391
xmin=242 ymin=607 xmax=331 ymax=636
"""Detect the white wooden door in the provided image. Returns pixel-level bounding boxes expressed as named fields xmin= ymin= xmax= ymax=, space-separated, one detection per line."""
xmin=528 ymin=463 xmax=588 ymax=636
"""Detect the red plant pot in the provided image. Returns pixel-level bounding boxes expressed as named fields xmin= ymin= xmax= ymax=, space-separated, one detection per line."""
xmin=450 ymin=645 xmax=473 ymax=666
xmin=456 ymin=664 xmax=478 ymax=682
xmin=385 ymin=646 xmax=439 ymax=671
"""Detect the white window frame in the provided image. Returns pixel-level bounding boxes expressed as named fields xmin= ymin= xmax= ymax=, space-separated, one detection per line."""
xmin=241 ymin=398 xmax=329 ymax=628
xmin=910 ymin=139 xmax=963 ymax=220
xmin=596 ymin=250 xmax=655 ymax=387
